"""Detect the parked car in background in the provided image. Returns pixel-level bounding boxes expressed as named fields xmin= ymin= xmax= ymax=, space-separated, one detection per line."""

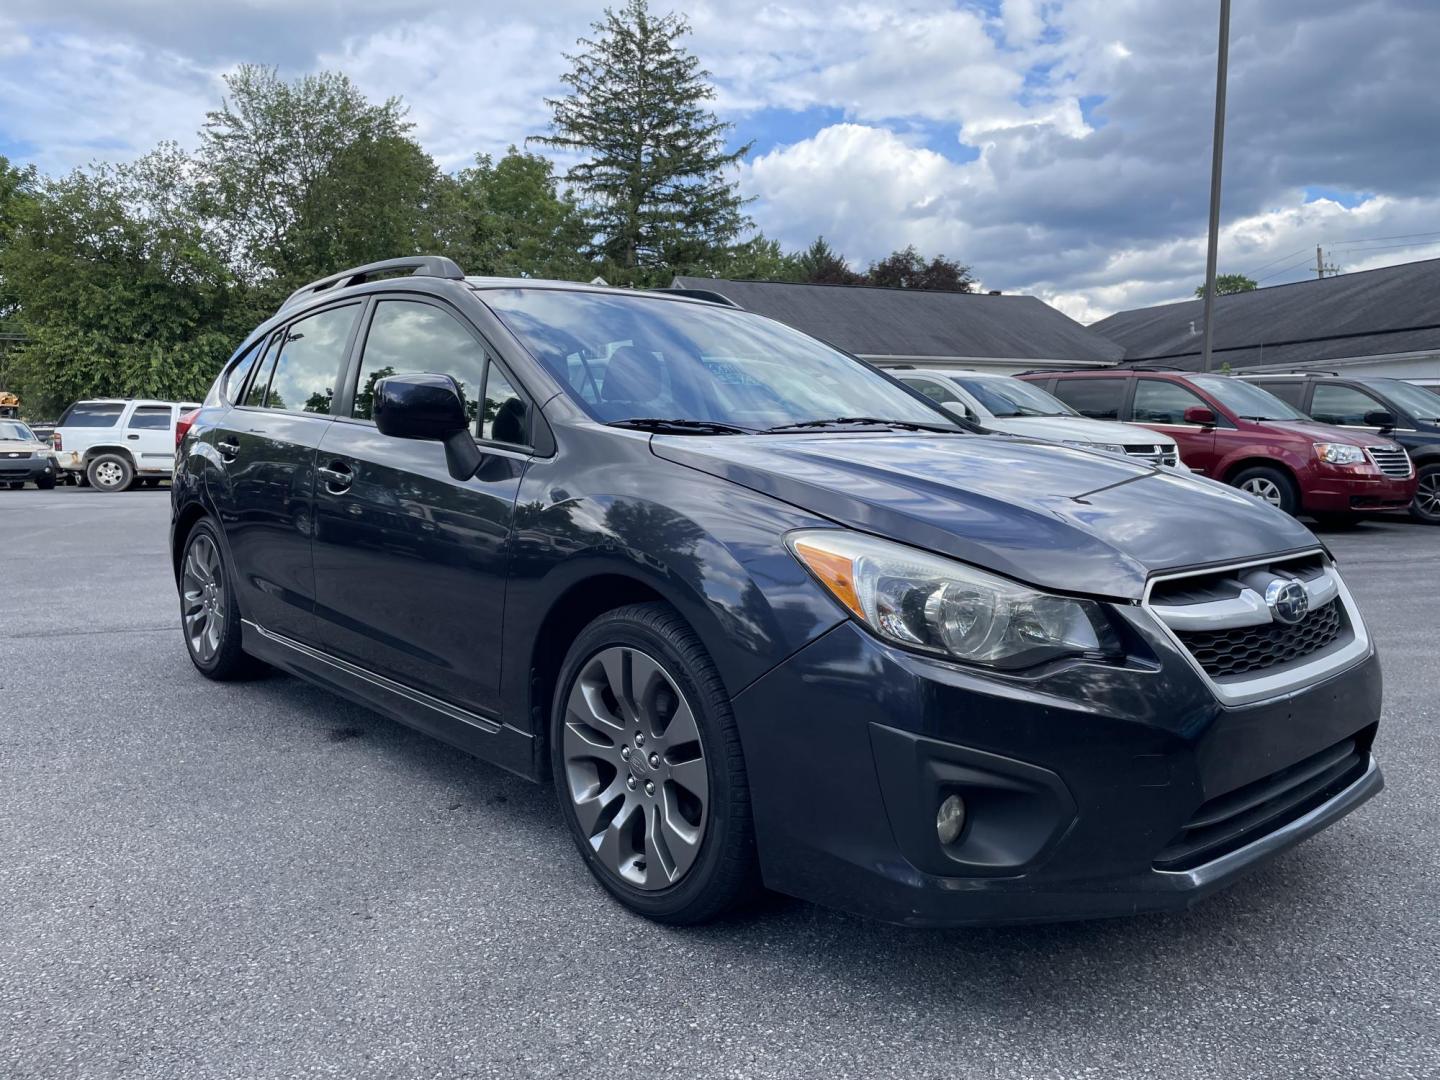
xmin=0 ymin=419 xmax=59 ymax=489
xmin=894 ymin=368 xmax=1186 ymax=470
xmin=51 ymin=399 xmax=202 ymax=491
xmin=1023 ymin=370 xmax=1416 ymax=524
xmin=1239 ymin=373 xmax=1440 ymax=525
xmin=172 ymin=256 xmax=1383 ymax=928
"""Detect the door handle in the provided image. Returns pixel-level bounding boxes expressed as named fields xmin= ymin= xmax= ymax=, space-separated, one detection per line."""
xmin=126 ymin=434 xmax=140 ymax=441
xmin=318 ymin=461 xmax=354 ymax=493
xmin=217 ymin=438 xmax=240 ymax=461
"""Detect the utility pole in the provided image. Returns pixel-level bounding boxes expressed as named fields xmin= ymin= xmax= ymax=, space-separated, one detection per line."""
xmin=1314 ymin=245 xmax=1339 ymax=278
xmin=1200 ymin=0 xmax=1231 ymax=375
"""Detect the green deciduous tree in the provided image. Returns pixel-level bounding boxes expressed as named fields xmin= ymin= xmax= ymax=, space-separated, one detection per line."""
xmin=1194 ymin=273 xmax=1258 ymax=298
xmin=533 ymin=0 xmax=752 ymax=286
xmin=866 ymin=245 xmax=974 ymax=292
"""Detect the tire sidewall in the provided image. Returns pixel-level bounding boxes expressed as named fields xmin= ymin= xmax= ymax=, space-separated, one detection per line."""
xmin=1412 ymin=463 xmax=1440 ymax=525
xmin=180 ymin=519 xmax=240 ymax=676
xmin=550 ymin=607 xmax=745 ymax=922
xmin=88 ymin=453 xmax=134 ymax=492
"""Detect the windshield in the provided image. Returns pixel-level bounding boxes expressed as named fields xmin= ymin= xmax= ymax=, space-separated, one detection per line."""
xmin=1190 ymin=375 xmax=1308 ymax=420
xmin=481 ymin=289 xmax=957 ymax=431
xmin=947 ymin=375 xmax=1077 ymax=418
xmin=0 ymin=420 xmax=35 ymax=441
xmin=1373 ymin=379 xmax=1440 ymax=421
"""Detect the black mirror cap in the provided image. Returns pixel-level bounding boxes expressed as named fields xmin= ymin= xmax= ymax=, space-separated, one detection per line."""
xmin=1364 ymin=410 xmax=1397 ymax=430
xmin=374 ymin=372 xmax=482 ymax=480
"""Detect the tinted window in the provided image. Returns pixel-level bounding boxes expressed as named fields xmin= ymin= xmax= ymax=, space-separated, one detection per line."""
xmin=127 ymin=406 xmax=172 ymax=430
xmin=354 ymin=301 xmax=488 ymax=426
xmin=1132 ymin=379 xmax=1210 ymax=424
xmin=60 ymin=402 xmax=124 ymax=428
xmin=484 ymin=289 xmax=955 ymax=430
xmin=1310 ymin=384 xmax=1387 ymax=426
xmin=903 ymin=378 xmax=965 ymax=405
xmin=263 ymin=305 xmax=357 ymax=414
xmin=224 ymin=344 xmax=263 ymax=403
xmin=1251 ymin=380 xmax=1306 ymax=407
xmin=245 ymin=334 xmax=282 ymax=408
xmin=1050 ymin=378 xmax=1125 ymax=420
xmin=483 ymin=366 xmax=528 ymax=445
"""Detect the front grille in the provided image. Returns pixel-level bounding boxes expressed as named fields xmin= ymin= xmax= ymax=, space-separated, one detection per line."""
xmin=1175 ymin=599 xmax=1342 ymax=678
xmin=2 ymin=451 xmax=32 ymax=459
xmin=1124 ymin=443 xmax=1178 ymax=467
xmin=1366 ymin=446 xmax=1412 ymax=478
xmin=1154 ymin=737 xmax=1367 ymax=871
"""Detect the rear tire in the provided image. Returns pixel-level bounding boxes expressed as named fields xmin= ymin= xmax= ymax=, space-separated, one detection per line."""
xmin=1411 ymin=462 xmax=1440 ymax=525
xmin=551 ymin=602 xmax=759 ymax=925
xmin=1231 ymin=465 xmax=1299 ymax=516
xmin=179 ymin=519 xmax=264 ymax=681
xmin=87 ymin=453 xmax=134 ymax=492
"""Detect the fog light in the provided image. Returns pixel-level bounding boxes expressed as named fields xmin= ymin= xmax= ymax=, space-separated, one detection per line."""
xmin=935 ymin=794 xmax=967 ymax=845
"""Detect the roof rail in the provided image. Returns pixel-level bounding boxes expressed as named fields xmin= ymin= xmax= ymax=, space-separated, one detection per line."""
xmin=660 ymin=287 xmax=741 ymax=308
xmin=279 ymin=256 xmax=465 ymax=312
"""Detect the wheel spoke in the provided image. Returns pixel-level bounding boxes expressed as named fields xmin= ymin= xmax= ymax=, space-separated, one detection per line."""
xmin=598 ymin=648 xmax=635 ymax=723
xmin=666 ymin=756 xmax=708 ymax=800
xmin=566 ymin=675 xmax=625 ymax=739
xmin=657 ymin=790 xmax=703 ymax=880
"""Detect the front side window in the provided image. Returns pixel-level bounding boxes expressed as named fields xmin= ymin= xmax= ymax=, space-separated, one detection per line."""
xmin=59 ymin=402 xmax=124 ymax=428
xmin=1049 ymin=378 xmax=1125 ymax=420
xmin=1189 ymin=375 xmax=1307 ymax=421
xmin=127 ymin=406 xmax=173 ymax=430
xmin=1132 ymin=379 xmax=1210 ymax=424
xmin=1310 ymin=384 xmax=1387 ymax=426
xmin=353 ymin=301 xmax=488 ymax=426
xmin=483 ymin=289 xmax=954 ymax=430
xmin=262 ymin=304 xmax=358 ymax=414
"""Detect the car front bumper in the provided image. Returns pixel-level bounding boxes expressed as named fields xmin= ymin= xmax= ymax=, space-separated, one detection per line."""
xmin=1302 ymin=470 xmax=1415 ymax=513
xmin=731 ymin=613 xmax=1382 ymax=926
xmin=0 ymin=454 xmax=58 ymax=483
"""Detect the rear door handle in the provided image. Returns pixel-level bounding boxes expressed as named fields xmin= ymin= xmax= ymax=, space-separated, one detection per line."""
xmin=126 ymin=434 xmax=140 ymax=441
xmin=318 ymin=460 xmax=354 ymax=493
xmin=217 ymin=439 xmax=240 ymax=461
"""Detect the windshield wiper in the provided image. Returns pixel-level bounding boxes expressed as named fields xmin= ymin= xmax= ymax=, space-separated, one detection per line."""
xmin=761 ymin=416 xmax=959 ymax=434
xmin=606 ymin=417 xmax=754 ymax=435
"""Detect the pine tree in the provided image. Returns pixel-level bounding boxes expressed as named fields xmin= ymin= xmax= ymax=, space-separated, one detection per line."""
xmin=532 ymin=0 xmax=752 ymax=286
xmin=798 ymin=237 xmax=861 ymax=285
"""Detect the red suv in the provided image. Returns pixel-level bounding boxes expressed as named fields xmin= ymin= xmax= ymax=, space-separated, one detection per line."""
xmin=1022 ymin=370 xmax=1416 ymax=522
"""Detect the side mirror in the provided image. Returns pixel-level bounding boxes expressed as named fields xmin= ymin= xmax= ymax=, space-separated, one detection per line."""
xmin=1364 ymin=410 xmax=1396 ymax=431
xmin=1183 ymin=406 xmax=1217 ymax=427
xmin=373 ymin=373 xmax=482 ymax=481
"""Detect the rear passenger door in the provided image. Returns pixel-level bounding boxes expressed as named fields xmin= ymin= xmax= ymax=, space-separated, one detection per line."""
xmin=123 ymin=404 xmax=176 ymax=474
xmin=309 ymin=296 xmax=531 ymax=718
xmin=1128 ymin=379 xmax=1217 ymax=474
xmin=207 ymin=301 xmax=362 ymax=644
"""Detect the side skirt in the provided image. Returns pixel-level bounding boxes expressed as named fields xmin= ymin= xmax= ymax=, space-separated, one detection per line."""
xmin=241 ymin=619 xmax=537 ymax=781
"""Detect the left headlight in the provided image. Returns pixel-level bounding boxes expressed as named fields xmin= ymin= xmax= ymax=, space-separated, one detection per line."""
xmin=787 ymin=530 xmax=1122 ymax=670
xmin=1314 ymin=442 xmax=1366 ymax=466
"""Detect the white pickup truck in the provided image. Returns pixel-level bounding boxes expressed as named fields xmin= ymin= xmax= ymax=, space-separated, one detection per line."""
xmin=51 ymin=399 xmax=202 ymax=490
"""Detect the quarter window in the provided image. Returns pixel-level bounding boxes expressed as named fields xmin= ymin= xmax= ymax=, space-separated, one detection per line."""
xmin=1132 ymin=380 xmax=1210 ymax=424
xmin=353 ymin=301 xmax=488 ymax=426
xmin=483 ymin=366 xmax=527 ymax=445
xmin=1310 ymin=384 xmax=1387 ymax=426
xmin=1050 ymin=378 xmax=1125 ymax=420
xmin=261 ymin=305 xmax=358 ymax=414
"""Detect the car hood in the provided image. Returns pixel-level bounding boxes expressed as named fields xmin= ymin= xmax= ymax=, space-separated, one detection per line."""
xmin=1260 ymin=419 xmax=1399 ymax=449
xmin=983 ymin=415 xmax=1176 ymax=448
xmin=653 ymin=432 xmax=1316 ymax=601
xmin=0 ymin=439 xmax=48 ymax=453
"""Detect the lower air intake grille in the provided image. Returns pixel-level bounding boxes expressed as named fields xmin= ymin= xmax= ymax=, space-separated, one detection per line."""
xmin=1175 ymin=599 xmax=1342 ymax=678
xmin=1154 ymin=737 xmax=1367 ymax=871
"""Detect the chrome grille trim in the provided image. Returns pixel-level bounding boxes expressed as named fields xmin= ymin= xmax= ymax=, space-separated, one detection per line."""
xmin=1142 ymin=549 xmax=1371 ymax=706
xmin=1123 ymin=443 xmax=1179 ymax=468
xmin=1365 ymin=446 xmax=1412 ymax=479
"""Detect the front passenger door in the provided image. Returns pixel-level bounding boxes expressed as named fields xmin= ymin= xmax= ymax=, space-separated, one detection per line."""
xmin=310 ymin=297 xmax=530 ymax=717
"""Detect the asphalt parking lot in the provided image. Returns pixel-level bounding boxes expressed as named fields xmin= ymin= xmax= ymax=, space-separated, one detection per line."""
xmin=1 ymin=486 xmax=1437 ymax=1080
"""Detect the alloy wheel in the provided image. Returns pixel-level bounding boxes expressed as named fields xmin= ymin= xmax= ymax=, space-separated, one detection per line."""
xmin=1417 ymin=472 xmax=1440 ymax=519
xmin=561 ymin=646 xmax=709 ymax=891
xmin=181 ymin=532 xmax=226 ymax=664
xmin=1241 ymin=477 xmax=1283 ymax=507
xmin=94 ymin=460 xmax=125 ymax=489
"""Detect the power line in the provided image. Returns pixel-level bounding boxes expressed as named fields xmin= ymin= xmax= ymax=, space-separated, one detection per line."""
xmin=1329 ymin=229 xmax=1440 ymax=246
xmin=1254 ymin=256 xmax=1317 ymax=284
xmin=1244 ymin=247 xmax=1308 ymax=279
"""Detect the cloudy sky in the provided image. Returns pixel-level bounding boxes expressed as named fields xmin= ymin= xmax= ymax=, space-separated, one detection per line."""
xmin=2 ymin=0 xmax=1438 ymax=320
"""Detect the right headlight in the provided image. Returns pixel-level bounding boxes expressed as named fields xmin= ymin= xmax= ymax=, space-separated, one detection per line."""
xmin=787 ymin=530 xmax=1122 ymax=670
xmin=1314 ymin=443 xmax=1366 ymax=466
xmin=1061 ymin=439 xmax=1126 ymax=456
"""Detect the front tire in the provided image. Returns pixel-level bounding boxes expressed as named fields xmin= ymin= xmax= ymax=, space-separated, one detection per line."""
xmin=36 ymin=473 xmax=56 ymax=490
xmin=1411 ymin=463 xmax=1440 ymax=525
xmin=179 ymin=520 xmax=262 ymax=680
xmin=87 ymin=453 xmax=134 ymax=492
xmin=1232 ymin=465 xmax=1299 ymax=516
xmin=551 ymin=602 xmax=758 ymax=925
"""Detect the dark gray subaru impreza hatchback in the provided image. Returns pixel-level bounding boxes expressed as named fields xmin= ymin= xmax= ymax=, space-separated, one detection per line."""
xmin=172 ymin=256 xmax=1382 ymax=926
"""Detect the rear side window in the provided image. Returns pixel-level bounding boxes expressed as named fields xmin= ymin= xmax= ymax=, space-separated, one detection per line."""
xmin=59 ymin=402 xmax=124 ymax=428
xmin=1132 ymin=379 xmax=1210 ymax=424
xmin=261 ymin=304 xmax=358 ymax=414
xmin=1252 ymin=380 xmax=1306 ymax=407
xmin=127 ymin=406 xmax=173 ymax=430
xmin=1050 ymin=378 xmax=1125 ymax=420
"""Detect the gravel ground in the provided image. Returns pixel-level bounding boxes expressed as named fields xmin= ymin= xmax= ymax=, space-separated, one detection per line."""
xmin=1 ymin=486 xmax=1436 ymax=1079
